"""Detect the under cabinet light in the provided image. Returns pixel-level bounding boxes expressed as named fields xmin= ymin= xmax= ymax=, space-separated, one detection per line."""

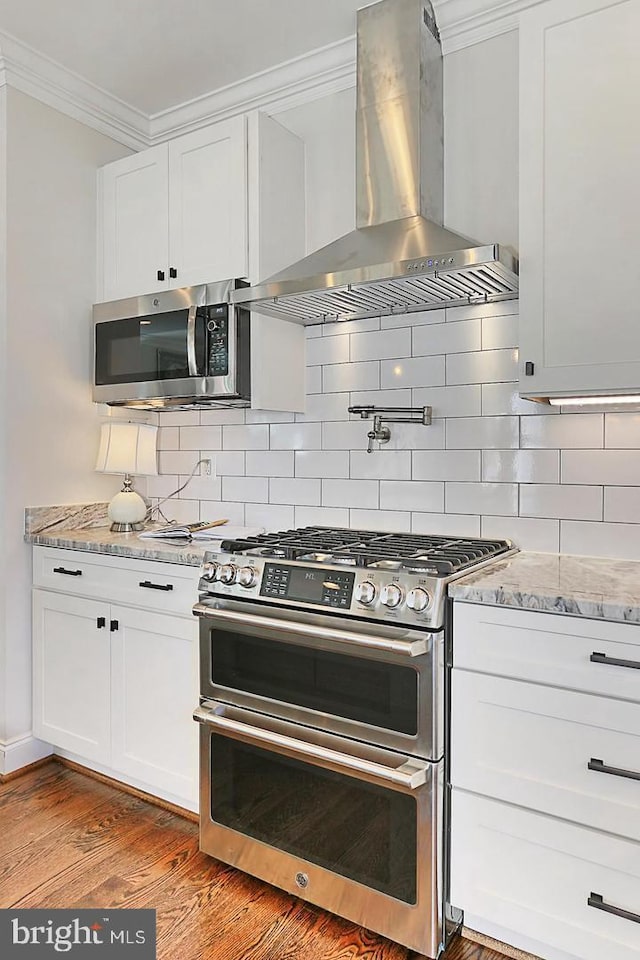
xmin=548 ymin=395 xmax=640 ymax=406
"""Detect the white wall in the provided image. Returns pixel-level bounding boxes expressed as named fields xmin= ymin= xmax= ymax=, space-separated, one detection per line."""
xmin=1 ymin=89 xmax=130 ymax=757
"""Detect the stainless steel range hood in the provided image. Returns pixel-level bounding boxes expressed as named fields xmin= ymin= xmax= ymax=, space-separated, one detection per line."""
xmin=233 ymin=0 xmax=518 ymax=325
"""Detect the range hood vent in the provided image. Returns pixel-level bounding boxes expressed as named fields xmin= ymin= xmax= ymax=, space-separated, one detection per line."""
xmin=233 ymin=0 xmax=518 ymax=325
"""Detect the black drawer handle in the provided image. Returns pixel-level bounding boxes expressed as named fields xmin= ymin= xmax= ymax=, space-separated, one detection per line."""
xmin=97 ymin=617 xmax=106 ymax=630
xmin=53 ymin=566 xmax=83 ymax=577
xmin=590 ymin=651 xmax=640 ymax=670
xmin=169 ymin=267 xmax=178 ymax=279
xmin=157 ymin=269 xmax=165 ymax=281
xmin=588 ymin=892 xmax=640 ymax=925
xmin=139 ymin=580 xmax=174 ymax=592
xmin=588 ymin=757 xmax=640 ymax=782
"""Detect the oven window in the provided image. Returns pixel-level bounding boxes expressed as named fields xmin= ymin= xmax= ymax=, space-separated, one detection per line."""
xmin=210 ymin=734 xmax=417 ymax=903
xmin=95 ymin=311 xmax=206 ymax=385
xmin=212 ymin=631 xmax=418 ymax=736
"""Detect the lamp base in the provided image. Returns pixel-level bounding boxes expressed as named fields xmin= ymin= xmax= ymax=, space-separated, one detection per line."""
xmin=110 ymin=520 xmax=145 ymax=533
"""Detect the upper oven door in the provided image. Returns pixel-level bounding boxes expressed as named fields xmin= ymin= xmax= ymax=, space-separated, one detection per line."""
xmin=194 ymin=599 xmax=443 ymax=759
xmin=93 ymin=283 xmax=242 ymax=404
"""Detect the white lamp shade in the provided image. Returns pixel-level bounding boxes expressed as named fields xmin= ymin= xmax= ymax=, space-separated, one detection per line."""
xmin=95 ymin=422 xmax=158 ymax=477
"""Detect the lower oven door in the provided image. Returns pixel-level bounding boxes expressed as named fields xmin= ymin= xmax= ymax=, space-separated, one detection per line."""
xmin=195 ymin=600 xmax=442 ymax=759
xmin=194 ymin=701 xmax=444 ymax=958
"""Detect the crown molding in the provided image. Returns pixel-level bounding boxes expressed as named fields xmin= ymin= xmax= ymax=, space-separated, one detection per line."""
xmin=0 ymin=30 xmax=150 ymax=149
xmin=0 ymin=2 xmax=545 ymax=149
xmin=148 ymin=35 xmax=357 ymax=143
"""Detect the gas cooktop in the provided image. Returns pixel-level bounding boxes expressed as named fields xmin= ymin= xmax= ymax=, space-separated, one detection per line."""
xmin=219 ymin=526 xmax=512 ymax=576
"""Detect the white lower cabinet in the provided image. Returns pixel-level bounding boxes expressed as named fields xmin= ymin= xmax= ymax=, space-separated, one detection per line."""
xmin=32 ymin=548 xmax=199 ymax=811
xmin=452 ymin=602 xmax=640 ymax=960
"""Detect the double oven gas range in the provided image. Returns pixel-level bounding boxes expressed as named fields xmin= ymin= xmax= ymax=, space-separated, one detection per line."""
xmin=193 ymin=526 xmax=516 ymax=957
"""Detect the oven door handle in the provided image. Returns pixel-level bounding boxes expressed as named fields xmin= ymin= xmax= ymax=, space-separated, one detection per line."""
xmin=192 ymin=603 xmax=428 ymax=657
xmin=193 ymin=706 xmax=428 ymax=790
xmin=186 ymin=304 xmax=199 ymax=376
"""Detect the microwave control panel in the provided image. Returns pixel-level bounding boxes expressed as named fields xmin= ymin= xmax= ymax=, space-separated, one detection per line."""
xmin=207 ymin=305 xmax=229 ymax=377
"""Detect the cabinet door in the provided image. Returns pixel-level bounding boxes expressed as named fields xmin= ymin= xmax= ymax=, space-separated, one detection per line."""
xmin=519 ymin=0 xmax=640 ymax=400
xmin=168 ymin=117 xmax=248 ymax=288
xmin=110 ymin=605 xmax=198 ymax=807
xmin=99 ymin=145 xmax=169 ymax=301
xmin=32 ymin=590 xmax=111 ymax=762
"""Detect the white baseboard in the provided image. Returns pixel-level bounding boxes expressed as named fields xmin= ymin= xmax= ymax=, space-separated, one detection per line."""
xmin=0 ymin=734 xmax=53 ymax=775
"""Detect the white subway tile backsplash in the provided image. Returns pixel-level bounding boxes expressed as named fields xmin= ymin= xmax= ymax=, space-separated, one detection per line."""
xmin=446 ymin=482 xmax=518 ymax=516
xmin=179 ymin=425 xmax=222 ymax=451
xmin=323 ymin=420 xmax=375 ymax=450
xmin=561 ymin=521 xmax=640 ymax=561
xmin=221 ymin=476 xmax=269 ymax=503
xmin=212 ymin=451 xmax=245 ymax=476
xmin=246 ymin=503 xmax=294 ymax=531
xmin=246 ymin=451 xmax=294 ymax=477
xmin=481 ymin=515 xmax=560 ymax=552
xmin=270 ymin=422 xmax=322 ymax=451
xmin=351 ymin=327 xmax=411 ymax=362
xmin=446 ymin=348 xmax=518 ymax=385
xmin=146 ymin=475 xmax=178 ymax=499
xmin=604 ymin=413 xmax=640 ymax=448
xmin=380 ymin=481 xmax=444 ymax=513
xmin=604 ymin=487 xmax=640 ymax=523
xmin=481 ymin=382 xmax=553 ymax=417
xmin=446 ymin=416 xmax=519 ymax=450
xmin=521 ymin=414 xmax=603 ymax=449
xmin=270 ymin=478 xmax=321 ymax=506
xmin=380 ymin=356 xmax=446 ymax=390
xmin=481 ymin=313 xmax=519 ymax=350
xmin=411 ymin=512 xmax=481 ymax=537
xmin=177 ymin=475 xmax=222 ymax=501
xmin=295 ymin=393 xmax=350 ymax=422
xmin=296 ymin=451 xmax=349 ymax=479
xmin=200 ymin=408 xmax=246 ymax=425
xmin=198 ymin=500 xmax=246 ymax=525
xmin=306 ymin=366 xmax=322 ymax=393
xmin=350 ymin=509 xmax=411 ymax=533
xmin=413 ymin=450 xmax=481 ymax=482
xmin=446 ymin=301 xmax=519 ymax=322
xmin=350 ymin=451 xmax=412 ymax=481
xmin=156 ymin=410 xmax=200 ymax=427
xmin=520 ymin=484 xmax=602 ymax=521
xmin=246 ymin=409 xmax=295 ymax=424
xmin=381 ymin=308 xmax=445 ymax=329
xmin=412 ymin=384 xmax=482 ymax=418
xmin=413 ymin=319 xmax=481 ymax=357
xmin=307 ymin=334 xmax=350 ymax=366
xmin=161 ymin=499 xmax=202 ymax=523
xmin=158 ymin=450 xmax=203 ymax=475
xmin=295 ymin=505 xmax=350 ymax=527
xmin=323 ymin=361 xmax=379 ymax=393
xmin=322 ymin=318 xmax=380 ymax=336
xmin=323 ymin=479 xmax=379 ymax=509
xmin=386 ymin=420 xmax=446 ymax=450
xmin=482 ymin=450 xmax=559 ymax=484
xmin=223 ymin=424 xmax=269 ymax=450
xmin=158 ymin=426 xmax=179 ymax=450
xmin=562 ymin=449 xmax=640 ymax=485
xmin=350 ymin=389 xmax=413 ymax=410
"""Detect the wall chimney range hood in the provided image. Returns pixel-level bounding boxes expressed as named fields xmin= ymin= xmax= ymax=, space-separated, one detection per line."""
xmin=233 ymin=0 xmax=518 ymax=325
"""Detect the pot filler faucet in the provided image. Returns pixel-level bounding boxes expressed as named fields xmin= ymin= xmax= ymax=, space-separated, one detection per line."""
xmin=348 ymin=405 xmax=433 ymax=453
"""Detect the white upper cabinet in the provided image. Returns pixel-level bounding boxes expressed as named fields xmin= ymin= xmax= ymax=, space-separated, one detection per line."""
xmin=519 ymin=0 xmax=640 ymax=402
xmin=97 ymin=111 xmax=303 ymax=303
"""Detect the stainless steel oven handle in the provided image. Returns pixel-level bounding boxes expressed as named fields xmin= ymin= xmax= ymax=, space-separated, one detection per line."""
xmin=192 ymin=602 xmax=428 ymax=657
xmin=193 ymin=706 xmax=428 ymax=789
xmin=187 ymin=304 xmax=198 ymax=376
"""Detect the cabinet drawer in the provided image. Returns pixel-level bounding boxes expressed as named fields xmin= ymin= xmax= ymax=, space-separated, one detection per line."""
xmin=33 ymin=546 xmax=198 ymax=617
xmin=454 ymin=602 xmax=640 ymax=702
xmin=452 ymin=671 xmax=640 ymax=840
xmin=452 ymin=791 xmax=640 ymax=960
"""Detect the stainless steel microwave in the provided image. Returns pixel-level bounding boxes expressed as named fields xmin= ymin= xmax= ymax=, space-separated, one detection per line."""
xmin=93 ymin=280 xmax=250 ymax=410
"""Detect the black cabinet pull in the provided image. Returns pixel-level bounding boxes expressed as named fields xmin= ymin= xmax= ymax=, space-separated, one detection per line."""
xmin=588 ymin=893 xmax=640 ymax=925
xmin=169 ymin=267 xmax=177 ymax=279
xmin=588 ymin=757 xmax=640 ymax=782
xmin=53 ymin=566 xmax=82 ymax=577
xmin=139 ymin=580 xmax=174 ymax=592
xmin=110 ymin=620 xmax=119 ymax=632
xmin=157 ymin=269 xmax=165 ymax=281
xmin=590 ymin=651 xmax=640 ymax=670
xmin=97 ymin=617 xmax=106 ymax=629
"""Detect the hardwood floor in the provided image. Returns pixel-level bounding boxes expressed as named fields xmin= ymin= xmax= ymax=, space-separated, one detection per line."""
xmin=0 ymin=761 xmax=507 ymax=960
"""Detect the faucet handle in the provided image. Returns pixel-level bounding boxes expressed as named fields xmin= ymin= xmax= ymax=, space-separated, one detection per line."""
xmin=367 ymin=430 xmax=375 ymax=454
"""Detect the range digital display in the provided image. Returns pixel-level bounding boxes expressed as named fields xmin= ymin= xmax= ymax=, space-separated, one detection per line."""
xmin=260 ymin=564 xmax=355 ymax=609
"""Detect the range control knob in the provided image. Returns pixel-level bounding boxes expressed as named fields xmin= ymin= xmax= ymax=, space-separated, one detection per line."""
xmin=380 ymin=583 xmax=404 ymax=608
xmin=355 ymin=581 xmax=377 ymax=605
xmin=237 ymin=566 xmax=258 ymax=588
xmin=219 ymin=563 xmax=237 ymax=585
xmin=406 ymin=587 xmax=431 ymax=613
xmin=202 ymin=561 xmax=219 ymax=581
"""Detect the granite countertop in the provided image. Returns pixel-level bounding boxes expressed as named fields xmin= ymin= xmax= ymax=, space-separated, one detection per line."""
xmin=450 ymin=551 xmax=640 ymax=625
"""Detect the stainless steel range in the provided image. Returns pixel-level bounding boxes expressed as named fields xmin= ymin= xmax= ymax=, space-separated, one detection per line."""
xmin=193 ymin=526 xmax=516 ymax=956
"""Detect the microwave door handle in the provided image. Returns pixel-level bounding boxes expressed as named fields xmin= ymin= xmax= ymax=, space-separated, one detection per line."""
xmin=187 ymin=305 xmax=199 ymax=376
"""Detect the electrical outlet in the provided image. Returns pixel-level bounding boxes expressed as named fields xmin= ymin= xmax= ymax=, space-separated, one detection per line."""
xmin=202 ymin=458 xmax=213 ymax=476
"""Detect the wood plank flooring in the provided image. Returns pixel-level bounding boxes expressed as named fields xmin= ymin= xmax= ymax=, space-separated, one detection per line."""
xmin=0 ymin=761 xmax=508 ymax=960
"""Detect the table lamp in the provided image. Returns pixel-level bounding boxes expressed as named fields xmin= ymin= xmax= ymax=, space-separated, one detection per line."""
xmin=95 ymin=421 xmax=158 ymax=532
